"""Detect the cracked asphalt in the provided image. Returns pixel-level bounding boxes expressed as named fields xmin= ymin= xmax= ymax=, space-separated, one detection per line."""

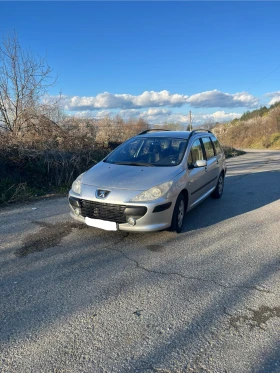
xmin=0 ymin=149 xmax=280 ymax=373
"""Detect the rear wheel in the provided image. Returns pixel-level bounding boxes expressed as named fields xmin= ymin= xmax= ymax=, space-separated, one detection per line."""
xmin=170 ymin=193 xmax=185 ymax=233
xmin=212 ymin=173 xmax=224 ymax=199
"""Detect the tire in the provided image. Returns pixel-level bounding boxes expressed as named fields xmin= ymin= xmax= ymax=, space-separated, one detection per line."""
xmin=212 ymin=172 xmax=224 ymax=199
xmin=170 ymin=193 xmax=186 ymax=233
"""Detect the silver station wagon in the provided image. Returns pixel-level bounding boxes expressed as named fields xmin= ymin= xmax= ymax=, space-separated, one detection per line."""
xmin=69 ymin=129 xmax=226 ymax=233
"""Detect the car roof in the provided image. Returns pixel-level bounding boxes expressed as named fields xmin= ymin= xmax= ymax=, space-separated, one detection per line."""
xmin=136 ymin=129 xmax=213 ymax=139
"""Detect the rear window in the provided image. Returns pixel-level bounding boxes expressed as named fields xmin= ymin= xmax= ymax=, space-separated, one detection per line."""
xmin=211 ymin=136 xmax=222 ymax=155
xmin=202 ymin=137 xmax=215 ymax=159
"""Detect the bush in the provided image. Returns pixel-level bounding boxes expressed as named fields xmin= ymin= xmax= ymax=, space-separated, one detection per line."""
xmin=222 ymin=146 xmax=246 ymax=158
xmin=213 ymin=105 xmax=280 ymax=150
xmin=0 ymin=146 xmax=110 ymax=203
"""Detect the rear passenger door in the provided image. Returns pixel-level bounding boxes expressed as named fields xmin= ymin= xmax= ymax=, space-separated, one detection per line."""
xmin=201 ymin=137 xmax=219 ymax=191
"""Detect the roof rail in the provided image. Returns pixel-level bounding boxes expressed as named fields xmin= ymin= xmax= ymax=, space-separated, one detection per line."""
xmin=188 ymin=128 xmax=213 ymax=139
xmin=137 ymin=128 xmax=171 ymax=135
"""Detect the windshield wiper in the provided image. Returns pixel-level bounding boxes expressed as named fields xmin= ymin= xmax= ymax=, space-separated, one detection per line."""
xmin=114 ymin=161 xmax=155 ymax=167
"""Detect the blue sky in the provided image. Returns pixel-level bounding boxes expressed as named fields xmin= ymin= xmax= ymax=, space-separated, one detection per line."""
xmin=1 ymin=1 xmax=280 ymax=125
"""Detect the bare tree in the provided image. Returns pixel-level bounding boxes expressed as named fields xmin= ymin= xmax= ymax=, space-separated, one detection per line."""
xmin=162 ymin=122 xmax=185 ymax=131
xmin=0 ymin=31 xmax=56 ymax=136
xmin=95 ymin=115 xmax=149 ymax=145
xmin=201 ymin=118 xmax=216 ymax=130
xmin=39 ymin=94 xmax=66 ymax=124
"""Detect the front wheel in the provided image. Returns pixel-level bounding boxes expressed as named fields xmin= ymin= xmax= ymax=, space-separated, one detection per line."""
xmin=212 ymin=173 xmax=224 ymax=199
xmin=170 ymin=193 xmax=185 ymax=233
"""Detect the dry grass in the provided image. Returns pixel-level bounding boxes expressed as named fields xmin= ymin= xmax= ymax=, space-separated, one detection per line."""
xmin=213 ymin=106 xmax=280 ymax=150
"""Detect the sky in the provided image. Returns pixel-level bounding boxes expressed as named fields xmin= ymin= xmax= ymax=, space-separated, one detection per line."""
xmin=1 ymin=1 xmax=280 ymax=126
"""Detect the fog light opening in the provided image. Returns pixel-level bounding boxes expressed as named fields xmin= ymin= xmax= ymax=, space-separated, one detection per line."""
xmin=74 ymin=208 xmax=81 ymax=216
xmin=127 ymin=217 xmax=136 ymax=226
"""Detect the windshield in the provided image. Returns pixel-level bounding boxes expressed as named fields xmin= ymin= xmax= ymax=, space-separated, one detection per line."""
xmin=104 ymin=137 xmax=188 ymax=167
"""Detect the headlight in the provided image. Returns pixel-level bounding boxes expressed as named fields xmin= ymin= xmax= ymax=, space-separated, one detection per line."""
xmin=130 ymin=181 xmax=173 ymax=202
xmin=71 ymin=172 xmax=85 ymax=195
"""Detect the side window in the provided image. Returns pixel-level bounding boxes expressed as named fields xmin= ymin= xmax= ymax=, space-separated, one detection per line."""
xmin=188 ymin=139 xmax=205 ymax=167
xmin=202 ymin=137 xmax=215 ymax=160
xmin=211 ymin=136 xmax=222 ymax=155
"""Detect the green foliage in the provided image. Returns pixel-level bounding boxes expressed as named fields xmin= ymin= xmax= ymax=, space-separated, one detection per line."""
xmin=213 ymin=101 xmax=280 ymax=150
xmin=240 ymin=106 xmax=269 ymax=121
xmin=239 ymin=102 xmax=280 ymax=122
xmin=270 ymin=132 xmax=280 ymax=148
xmin=270 ymin=101 xmax=280 ymax=109
xmin=231 ymin=118 xmax=240 ymax=125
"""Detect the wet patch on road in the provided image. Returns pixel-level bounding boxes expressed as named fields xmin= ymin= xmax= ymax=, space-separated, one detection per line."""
xmin=14 ymin=221 xmax=88 ymax=257
xmin=145 ymin=244 xmax=165 ymax=252
xmin=227 ymin=305 xmax=280 ymax=331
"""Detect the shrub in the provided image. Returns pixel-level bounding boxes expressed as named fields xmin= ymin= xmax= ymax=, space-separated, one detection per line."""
xmin=0 ymin=146 xmax=110 ymax=203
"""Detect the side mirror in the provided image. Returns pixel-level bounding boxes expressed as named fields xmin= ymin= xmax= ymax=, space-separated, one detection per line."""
xmin=194 ymin=159 xmax=207 ymax=168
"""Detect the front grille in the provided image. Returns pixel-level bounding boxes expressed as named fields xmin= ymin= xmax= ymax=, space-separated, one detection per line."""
xmin=80 ymin=200 xmax=127 ymax=224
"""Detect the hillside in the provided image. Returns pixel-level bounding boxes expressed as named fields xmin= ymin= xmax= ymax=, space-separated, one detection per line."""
xmin=213 ymin=102 xmax=280 ymax=149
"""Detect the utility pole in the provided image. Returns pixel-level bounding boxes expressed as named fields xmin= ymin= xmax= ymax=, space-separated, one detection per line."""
xmin=188 ymin=111 xmax=192 ymax=131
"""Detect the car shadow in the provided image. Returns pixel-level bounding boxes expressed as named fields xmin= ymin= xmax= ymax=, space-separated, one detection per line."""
xmin=180 ymin=169 xmax=280 ymax=233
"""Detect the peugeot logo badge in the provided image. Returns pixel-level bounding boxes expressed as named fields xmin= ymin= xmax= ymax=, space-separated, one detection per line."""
xmin=96 ymin=190 xmax=110 ymax=199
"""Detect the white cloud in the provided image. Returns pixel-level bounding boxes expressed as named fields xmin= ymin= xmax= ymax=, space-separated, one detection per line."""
xmin=118 ymin=108 xmax=172 ymax=121
xmin=68 ymin=108 xmax=240 ymax=126
xmin=186 ymin=90 xmax=259 ymax=108
xmin=200 ymin=111 xmax=241 ymax=122
xmin=62 ymin=90 xmax=189 ymax=111
xmin=142 ymin=108 xmax=172 ymax=116
xmin=139 ymin=109 xmax=173 ymax=123
xmin=72 ymin=110 xmax=93 ymax=118
xmin=70 ymin=110 xmax=111 ymax=119
xmin=134 ymin=109 xmax=240 ymax=125
xmin=119 ymin=109 xmax=142 ymax=118
xmin=265 ymin=91 xmax=280 ymax=105
xmin=94 ymin=110 xmax=112 ymax=118
xmin=56 ymin=89 xmax=259 ymax=112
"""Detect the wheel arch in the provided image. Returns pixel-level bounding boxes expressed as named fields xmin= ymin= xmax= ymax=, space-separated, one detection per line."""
xmin=180 ymin=189 xmax=189 ymax=211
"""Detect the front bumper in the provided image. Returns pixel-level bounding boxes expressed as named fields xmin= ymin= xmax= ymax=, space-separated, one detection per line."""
xmin=69 ymin=194 xmax=174 ymax=232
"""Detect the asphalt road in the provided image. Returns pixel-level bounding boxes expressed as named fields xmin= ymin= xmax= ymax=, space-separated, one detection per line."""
xmin=0 ymin=150 xmax=280 ymax=373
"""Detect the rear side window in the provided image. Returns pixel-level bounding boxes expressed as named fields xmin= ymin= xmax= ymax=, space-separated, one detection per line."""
xmin=188 ymin=139 xmax=205 ymax=167
xmin=201 ymin=137 xmax=215 ymax=159
xmin=211 ymin=136 xmax=222 ymax=155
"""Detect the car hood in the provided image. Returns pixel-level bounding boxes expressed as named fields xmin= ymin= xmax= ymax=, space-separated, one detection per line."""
xmin=82 ymin=161 xmax=182 ymax=190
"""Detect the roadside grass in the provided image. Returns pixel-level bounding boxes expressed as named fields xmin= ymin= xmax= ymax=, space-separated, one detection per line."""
xmin=0 ymin=179 xmax=68 ymax=205
xmin=222 ymin=146 xmax=246 ymax=158
xmin=249 ymin=133 xmax=280 ymax=150
xmin=0 ymin=147 xmax=109 ymax=205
